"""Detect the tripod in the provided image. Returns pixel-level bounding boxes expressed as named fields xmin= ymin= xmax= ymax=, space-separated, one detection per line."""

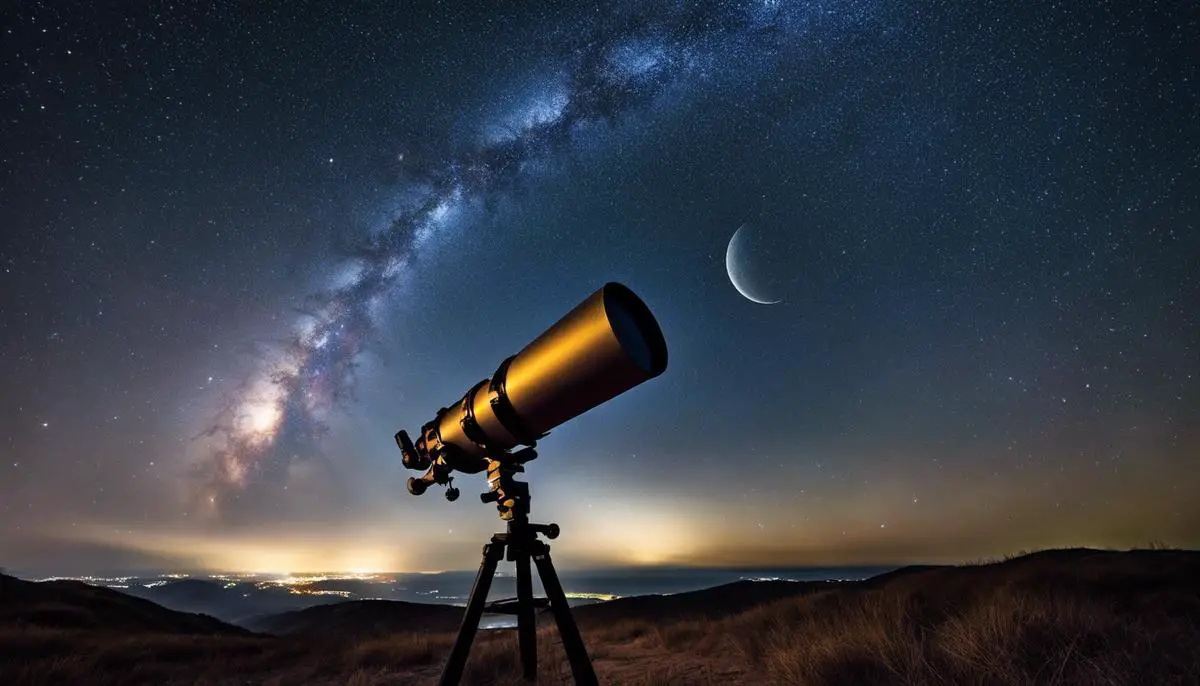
xmin=439 ymin=459 xmax=598 ymax=685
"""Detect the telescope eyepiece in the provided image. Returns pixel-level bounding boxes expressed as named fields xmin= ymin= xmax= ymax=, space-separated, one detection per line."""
xmin=396 ymin=430 xmax=430 ymax=471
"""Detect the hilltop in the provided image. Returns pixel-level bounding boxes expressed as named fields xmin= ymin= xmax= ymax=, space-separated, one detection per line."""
xmin=1 ymin=548 xmax=1198 ymax=684
xmin=0 ymin=573 xmax=247 ymax=636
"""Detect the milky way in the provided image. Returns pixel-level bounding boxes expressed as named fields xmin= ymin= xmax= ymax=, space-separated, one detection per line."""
xmin=192 ymin=2 xmax=880 ymax=517
xmin=7 ymin=0 xmax=1195 ymax=573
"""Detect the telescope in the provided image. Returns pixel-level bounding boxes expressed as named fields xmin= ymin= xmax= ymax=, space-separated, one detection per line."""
xmin=395 ymin=281 xmax=668 ymax=507
xmin=393 ymin=282 xmax=667 ymax=685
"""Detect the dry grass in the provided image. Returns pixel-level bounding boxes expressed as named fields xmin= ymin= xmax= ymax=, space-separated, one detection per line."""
xmin=2 ymin=550 xmax=1198 ymax=685
xmin=0 ymin=628 xmax=452 ymax=685
xmin=712 ymin=558 xmax=1200 ymax=686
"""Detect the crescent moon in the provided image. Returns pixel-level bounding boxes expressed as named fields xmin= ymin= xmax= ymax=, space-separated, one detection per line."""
xmin=726 ymin=224 xmax=781 ymax=305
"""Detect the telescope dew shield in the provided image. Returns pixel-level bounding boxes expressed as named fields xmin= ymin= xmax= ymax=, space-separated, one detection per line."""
xmin=433 ymin=282 xmax=667 ymax=459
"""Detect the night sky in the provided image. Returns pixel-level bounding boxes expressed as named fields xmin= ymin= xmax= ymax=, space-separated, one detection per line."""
xmin=2 ymin=1 xmax=1197 ymax=576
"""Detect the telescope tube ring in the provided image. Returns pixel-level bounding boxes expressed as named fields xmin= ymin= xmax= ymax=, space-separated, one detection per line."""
xmin=489 ymin=355 xmax=546 ymax=447
xmin=459 ymin=378 xmax=493 ymax=449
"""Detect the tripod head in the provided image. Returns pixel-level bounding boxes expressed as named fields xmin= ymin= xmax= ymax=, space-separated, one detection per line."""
xmin=480 ymin=449 xmax=535 ymax=521
xmin=478 ymin=448 xmax=557 ymax=537
xmin=397 ymin=428 xmax=549 ymax=525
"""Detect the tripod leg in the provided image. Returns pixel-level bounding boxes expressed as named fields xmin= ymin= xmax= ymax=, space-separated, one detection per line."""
xmin=515 ymin=546 xmax=538 ymax=680
xmin=532 ymin=542 xmax=598 ymax=686
xmin=441 ymin=540 xmax=506 ymax=686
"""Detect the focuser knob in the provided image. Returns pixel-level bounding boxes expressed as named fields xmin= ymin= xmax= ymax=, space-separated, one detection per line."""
xmin=407 ymin=476 xmax=428 ymax=496
xmin=532 ymin=523 xmax=560 ymax=539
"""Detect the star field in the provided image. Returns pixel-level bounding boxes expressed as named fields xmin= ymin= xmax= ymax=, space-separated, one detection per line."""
xmin=1 ymin=1 xmax=1197 ymax=575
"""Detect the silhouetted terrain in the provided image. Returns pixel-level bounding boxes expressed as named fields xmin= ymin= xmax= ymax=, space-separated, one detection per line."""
xmin=244 ymin=598 xmax=464 ymax=637
xmin=572 ymin=578 xmax=838 ymax=626
xmin=122 ymin=578 xmax=348 ymax=625
xmin=0 ymin=574 xmax=247 ymax=636
xmin=238 ymin=579 xmax=830 ymax=638
xmin=2 ymin=548 xmax=1198 ymax=685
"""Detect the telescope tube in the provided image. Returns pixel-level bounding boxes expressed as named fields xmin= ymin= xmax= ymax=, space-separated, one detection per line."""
xmin=431 ymin=282 xmax=667 ymax=460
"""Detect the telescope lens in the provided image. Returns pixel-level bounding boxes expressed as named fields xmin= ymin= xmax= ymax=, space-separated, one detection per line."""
xmin=603 ymin=283 xmax=667 ymax=375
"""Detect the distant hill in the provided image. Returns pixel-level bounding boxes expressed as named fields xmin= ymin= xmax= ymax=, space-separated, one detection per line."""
xmin=240 ymin=578 xmax=835 ymax=637
xmin=239 ymin=547 xmax=1200 ymax=640
xmin=571 ymin=578 xmax=835 ymax=626
xmin=243 ymin=598 xmax=465 ymax=636
xmin=854 ymin=547 xmax=1200 ymax=607
xmin=122 ymin=578 xmax=233 ymax=614
xmin=122 ymin=577 xmax=344 ymax=625
xmin=0 ymin=573 xmax=249 ymax=635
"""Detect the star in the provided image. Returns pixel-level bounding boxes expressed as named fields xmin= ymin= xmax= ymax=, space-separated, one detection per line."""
xmin=0 ymin=0 xmax=1195 ymax=578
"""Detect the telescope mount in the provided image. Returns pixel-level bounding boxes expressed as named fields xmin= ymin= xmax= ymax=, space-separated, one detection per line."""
xmin=439 ymin=447 xmax=598 ymax=686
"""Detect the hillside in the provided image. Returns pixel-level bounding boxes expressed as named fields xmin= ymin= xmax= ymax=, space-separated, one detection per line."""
xmin=244 ymin=598 xmax=465 ymax=636
xmin=121 ymin=578 xmax=345 ymax=625
xmin=0 ymin=573 xmax=248 ymax=636
xmin=2 ymin=548 xmax=1198 ymax=685
xmin=571 ymin=578 xmax=833 ymax=626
